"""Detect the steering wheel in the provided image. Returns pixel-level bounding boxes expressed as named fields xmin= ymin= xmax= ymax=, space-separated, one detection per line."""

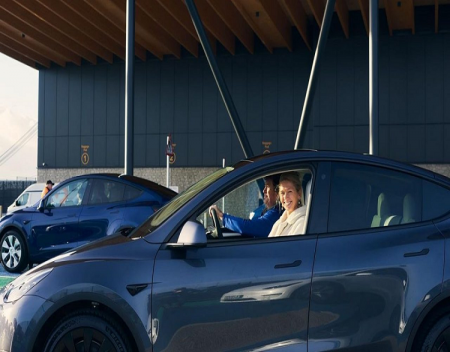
xmin=210 ymin=208 xmax=223 ymax=239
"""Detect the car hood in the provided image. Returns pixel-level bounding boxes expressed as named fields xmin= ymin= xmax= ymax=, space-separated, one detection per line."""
xmin=25 ymin=232 xmax=160 ymax=276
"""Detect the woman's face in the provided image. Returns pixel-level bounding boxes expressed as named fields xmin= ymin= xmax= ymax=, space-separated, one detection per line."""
xmin=278 ymin=180 xmax=302 ymax=215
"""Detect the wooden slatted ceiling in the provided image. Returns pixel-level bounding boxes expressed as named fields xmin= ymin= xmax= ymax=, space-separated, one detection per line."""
xmin=0 ymin=0 xmax=448 ymax=69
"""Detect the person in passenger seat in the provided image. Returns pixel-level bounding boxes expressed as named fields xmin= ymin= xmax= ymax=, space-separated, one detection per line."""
xmin=208 ymin=174 xmax=282 ymax=237
xmin=269 ymin=171 xmax=306 ymax=237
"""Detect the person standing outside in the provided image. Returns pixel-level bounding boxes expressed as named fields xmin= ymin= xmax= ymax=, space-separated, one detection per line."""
xmin=41 ymin=180 xmax=54 ymax=198
xmin=209 ymin=174 xmax=282 ymax=237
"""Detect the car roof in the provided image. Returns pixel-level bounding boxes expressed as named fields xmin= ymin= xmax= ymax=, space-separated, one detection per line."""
xmin=23 ymin=183 xmax=46 ymax=192
xmin=61 ymin=173 xmax=177 ymax=199
xmin=233 ymin=149 xmax=444 ymax=182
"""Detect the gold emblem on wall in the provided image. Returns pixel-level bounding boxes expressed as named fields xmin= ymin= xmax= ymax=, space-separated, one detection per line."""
xmin=262 ymin=141 xmax=272 ymax=154
xmin=81 ymin=145 xmax=90 ymax=165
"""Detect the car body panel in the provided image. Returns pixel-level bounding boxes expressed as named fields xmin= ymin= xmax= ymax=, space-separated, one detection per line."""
xmin=29 ymin=205 xmax=83 ymax=261
xmin=0 ymin=151 xmax=449 ymax=352
xmin=0 ymin=234 xmax=160 ymax=352
xmin=309 ymin=223 xmax=444 ymax=352
xmin=152 ymin=236 xmax=317 ymax=351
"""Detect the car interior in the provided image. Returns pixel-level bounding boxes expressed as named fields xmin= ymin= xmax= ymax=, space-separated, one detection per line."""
xmin=328 ymin=164 xmax=421 ymax=233
xmin=197 ymin=168 xmax=313 ymax=240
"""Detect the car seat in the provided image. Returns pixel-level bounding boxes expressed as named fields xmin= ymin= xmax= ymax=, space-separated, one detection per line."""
xmin=401 ymin=193 xmax=416 ymax=224
xmin=371 ymin=193 xmax=391 ymax=227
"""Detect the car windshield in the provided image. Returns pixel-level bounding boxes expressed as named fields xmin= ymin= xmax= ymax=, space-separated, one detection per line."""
xmin=130 ymin=167 xmax=234 ymax=237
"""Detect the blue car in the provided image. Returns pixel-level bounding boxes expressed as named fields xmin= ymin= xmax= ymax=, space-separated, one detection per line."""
xmin=0 ymin=173 xmax=176 ymax=273
xmin=2 ymin=151 xmax=450 ymax=352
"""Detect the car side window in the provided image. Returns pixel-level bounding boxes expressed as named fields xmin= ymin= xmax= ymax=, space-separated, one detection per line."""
xmin=124 ymin=185 xmax=143 ymax=201
xmin=328 ymin=162 xmax=422 ymax=233
xmin=48 ymin=180 xmax=88 ymax=208
xmin=196 ymin=168 xmax=313 ymax=239
xmin=423 ymin=180 xmax=450 ymax=221
xmin=88 ymin=180 xmax=125 ymax=205
xmin=16 ymin=193 xmax=29 ymax=206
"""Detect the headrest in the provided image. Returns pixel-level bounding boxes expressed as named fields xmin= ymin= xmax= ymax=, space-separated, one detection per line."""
xmin=378 ymin=193 xmax=390 ymax=217
xmin=402 ymin=194 xmax=416 ymax=224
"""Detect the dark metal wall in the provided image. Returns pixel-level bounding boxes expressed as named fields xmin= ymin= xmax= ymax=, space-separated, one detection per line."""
xmin=0 ymin=181 xmax=35 ymax=214
xmin=38 ymin=10 xmax=450 ymax=169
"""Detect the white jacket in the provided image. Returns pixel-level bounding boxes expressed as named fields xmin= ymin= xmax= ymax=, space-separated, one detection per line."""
xmin=268 ymin=206 xmax=306 ymax=237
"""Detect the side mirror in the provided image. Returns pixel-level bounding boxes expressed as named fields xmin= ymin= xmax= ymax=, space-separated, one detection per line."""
xmin=167 ymin=221 xmax=207 ymax=248
xmin=15 ymin=200 xmax=20 ymax=206
xmin=37 ymin=199 xmax=45 ymax=212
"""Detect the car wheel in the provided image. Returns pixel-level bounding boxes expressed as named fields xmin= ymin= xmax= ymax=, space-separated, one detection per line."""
xmin=414 ymin=308 xmax=450 ymax=352
xmin=0 ymin=230 xmax=28 ymax=273
xmin=44 ymin=309 xmax=132 ymax=352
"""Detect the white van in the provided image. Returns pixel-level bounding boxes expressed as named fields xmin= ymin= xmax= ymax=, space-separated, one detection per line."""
xmin=7 ymin=183 xmax=45 ymax=214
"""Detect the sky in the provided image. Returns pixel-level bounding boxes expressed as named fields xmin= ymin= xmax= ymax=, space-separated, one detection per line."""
xmin=0 ymin=53 xmax=38 ymax=181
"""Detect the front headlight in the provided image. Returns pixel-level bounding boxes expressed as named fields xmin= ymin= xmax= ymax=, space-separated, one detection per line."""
xmin=3 ymin=268 xmax=53 ymax=303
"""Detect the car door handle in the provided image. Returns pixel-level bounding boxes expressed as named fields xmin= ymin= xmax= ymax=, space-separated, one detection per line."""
xmin=274 ymin=260 xmax=302 ymax=269
xmin=404 ymin=248 xmax=429 ymax=257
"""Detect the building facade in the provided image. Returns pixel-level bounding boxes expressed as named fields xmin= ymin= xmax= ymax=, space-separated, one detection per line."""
xmin=37 ymin=9 xmax=450 ymax=190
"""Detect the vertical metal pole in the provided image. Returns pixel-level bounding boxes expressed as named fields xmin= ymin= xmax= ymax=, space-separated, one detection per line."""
xmin=166 ymin=136 xmax=170 ymax=187
xmin=124 ymin=0 xmax=135 ymax=175
xmin=294 ymin=0 xmax=336 ymax=150
xmin=185 ymin=0 xmax=254 ymax=158
xmin=369 ymin=0 xmax=379 ymax=155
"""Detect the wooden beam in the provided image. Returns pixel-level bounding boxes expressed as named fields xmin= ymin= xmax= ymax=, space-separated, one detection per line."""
xmin=335 ymin=0 xmax=349 ymax=38
xmin=156 ymin=0 xmax=198 ymax=40
xmin=189 ymin=0 xmax=235 ymax=55
xmin=205 ymin=29 xmax=217 ymax=55
xmin=0 ymin=8 xmax=81 ymax=65
xmin=280 ymin=0 xmax=311 ymax=50
xmin=0 ymin=43 xmax=36 ymax=69
xmin=409 ymin=0 xmax=415 ymax=34
xmin=306 ymin=0 xmax=325 ymax=27
xmin=230 ymin=0 xmax=273 ymax=53
xmin=207 ymin=0 xmax=254 ymax=54
xmin=3 ymin=1 xmax=96 ymax=64
xmin=15 ymin=0 xmax=113 ymax=63
xmin=259 ymin=0 xmax=292 ymax=51
xmin=384 ymin=0 xmax=414 ymax=35
xmin=384 ymin=0 xmax=394 ymax=36
xmin=0 ymin=32 xmax=51 ymax=68
xmin=62 ymin=0 xmax=146 ymax=61
xmin=138 ymin=0 xmax=198 ymax=57
xmin=435 ymin=0 xmax=439 ymax=33
xmin=156 ymin=0 xmax=217 ymax=53
xmin=0 ymin=20 xmax=66 ymax=67
xmin=109 ymin=0 xmax=181 ymax=58
xmin=357 ymin=0 xmax=369 ymax=35
xmin=87 ymin=0 xmax=163 ymax=60
xmin=38 ymin=0 xmax=125 ymax=60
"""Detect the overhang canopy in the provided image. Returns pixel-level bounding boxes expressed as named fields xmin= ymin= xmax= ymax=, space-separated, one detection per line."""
xmin=0 ymin=0 xmax=447 ymax=69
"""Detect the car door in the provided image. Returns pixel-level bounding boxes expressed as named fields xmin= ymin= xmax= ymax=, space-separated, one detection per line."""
xmin=308 ymin=161 xmax=445 ymax=352
xmin=30 ymin=179 xmax=88 ymax=260
xmin=151 ymin=164 xmax=327 ymax=352
xmin=78 ymin=179 xmax=125 ymax=245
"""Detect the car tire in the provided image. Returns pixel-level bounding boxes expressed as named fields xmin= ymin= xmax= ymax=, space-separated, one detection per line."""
xmin=0 ymin=229 xmax=28 ymax=273
xmin=44 ymin=309 xmax=132 ymax=352
xmin=413 ymin=307 xmax=450 ymax=352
